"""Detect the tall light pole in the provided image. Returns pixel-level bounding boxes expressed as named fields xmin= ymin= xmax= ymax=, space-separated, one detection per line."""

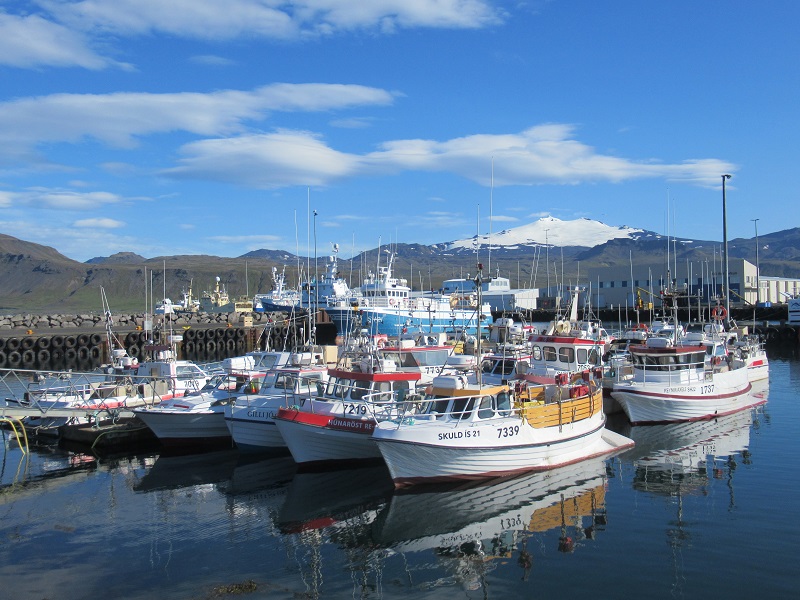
xmin=751 ymin=217 xmax=760 ymax=306
xmin=722 ymin=174 xmax=732 ymax=325
xmin=545 ymin=229 xmax=550 ymax=299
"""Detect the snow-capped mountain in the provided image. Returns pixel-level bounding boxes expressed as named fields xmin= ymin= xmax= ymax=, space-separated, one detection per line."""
xmin=444 ymin=217 xmax=648 ymax=251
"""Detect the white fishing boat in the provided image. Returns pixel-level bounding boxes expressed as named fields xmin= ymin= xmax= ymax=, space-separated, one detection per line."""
xmin=323 ymin=250 xmax=491 ymax=338
xmin=272 ymin=343 xmax=426 ymax=465
xmin=270 ymin=329 xmax=471 ymax=465
xmin=610 ymin=287 xmax=759 ymax=424
xmin=372 ymin=369 xmax=632 ymax=487
xmin=224 ymin=348 xmax=330 ymax=453
xmin=133 ymin=368 xmax=271 ymax=449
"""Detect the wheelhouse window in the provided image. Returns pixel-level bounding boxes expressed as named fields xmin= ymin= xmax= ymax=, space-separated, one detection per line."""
xmin=558 ymin=347 xmax=574 ymax=364
xmin=543 ymin=346 xmax=557 ymax=362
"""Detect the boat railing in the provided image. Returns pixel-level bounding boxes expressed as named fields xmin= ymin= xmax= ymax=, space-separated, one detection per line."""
xmin=1 ymin=367 xmax=192 ymax=417
xmin=229 ymin=372 xmax=326 ymax=408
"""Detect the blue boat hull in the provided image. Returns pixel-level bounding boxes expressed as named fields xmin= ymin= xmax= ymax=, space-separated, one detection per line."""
xmin=325 ymin=306 xmax=491 ymax=337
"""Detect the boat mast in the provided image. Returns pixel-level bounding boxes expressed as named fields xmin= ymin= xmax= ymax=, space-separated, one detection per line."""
xmin=722 ymin=174 xmax=732 ymax=327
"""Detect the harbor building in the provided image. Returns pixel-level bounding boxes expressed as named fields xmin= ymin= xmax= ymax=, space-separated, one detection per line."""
xmin=584 ymin=258 xmax=800 ymax=309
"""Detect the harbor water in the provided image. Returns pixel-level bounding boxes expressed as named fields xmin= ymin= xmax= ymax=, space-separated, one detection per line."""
xmin=1 ymin=344 xmax=799 ymax=599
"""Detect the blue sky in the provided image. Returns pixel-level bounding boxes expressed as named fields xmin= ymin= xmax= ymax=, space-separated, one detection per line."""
xmin=0 ymin=1 xmax=796 ymax=262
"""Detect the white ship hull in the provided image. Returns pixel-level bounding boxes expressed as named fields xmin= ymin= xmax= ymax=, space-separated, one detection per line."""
xmin=373 ymin=411 xmax=631 ymax=486
xmin=611 ymin=367 xmax=757 ymax=424
xmin=273 ymin=410 xmax=382 ymax=465
xmin=224 ymin=398 xmax=288 ymax=453
xmin=134 ymin=409 xmax=232 ymax=447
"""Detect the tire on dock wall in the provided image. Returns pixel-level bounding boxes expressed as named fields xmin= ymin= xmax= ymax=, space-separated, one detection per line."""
xmin=64 ymin=336 xmax=77 ymax=349
xmin=7 ymin=351 xmax=22 ymax=367
xmin=0 ymin=350 xmax=6 ymax=366
xmin=51 ymin=335 xmax=65 ymax=349
xmin=21 ymin=337 xmax=36 ymax=350
xmin=76 ymin=333 xmax=90 ymax=347
xmin=35 ymin=336 xmax=51 ymax=350
xmin=90 ymin=333 xmax=102 ymax=347
xmin=21 ymin=349 xmax=36 ymax=367
xmin=37 ymin=349 xmax=51 ymax=364
xmin=6 ymin=337 xmax=20 ymax=352
xmin=0 ymin=338 xmax=6 ymax=352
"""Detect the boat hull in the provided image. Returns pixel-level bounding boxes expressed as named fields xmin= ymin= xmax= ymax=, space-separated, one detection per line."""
xmin=134 ymin=409 xmax=232 ymax=448
xmin=611 ymin=368 xmax=759 ymax=425
xmin=325 ymin=305 xmax=491 ymax=337
xmin=373 ymin=413 xmax=632 ymax=486
xmin=224 ymin=398 xmax=289 ymax=453
xmin=273 ymin=408 xmax=382 ymax=465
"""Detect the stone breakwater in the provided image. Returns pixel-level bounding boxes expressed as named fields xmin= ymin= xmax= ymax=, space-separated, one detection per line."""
xmin=0 ymin=311 xmax=277 ymax=332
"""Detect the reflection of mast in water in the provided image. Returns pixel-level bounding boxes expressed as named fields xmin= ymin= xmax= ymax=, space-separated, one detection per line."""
xmin=625 ymin=406 xmax=759 ymax=597
xmin=290 ymin=529 xmax=323 ymax=600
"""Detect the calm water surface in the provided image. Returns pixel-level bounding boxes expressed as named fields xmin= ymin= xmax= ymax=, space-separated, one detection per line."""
xmin=2 ymin=344 xmax=799 ymax=599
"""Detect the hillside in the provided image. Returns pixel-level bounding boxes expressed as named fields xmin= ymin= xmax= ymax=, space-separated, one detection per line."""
xmin=0 ymin=221 xmax=797 ymax=314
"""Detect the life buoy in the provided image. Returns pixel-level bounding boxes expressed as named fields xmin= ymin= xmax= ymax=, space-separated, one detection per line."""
xmin=389 ymin=298 xmax=397 ymax=307
xmin=711 ymin=306 xmax=727 ymax=320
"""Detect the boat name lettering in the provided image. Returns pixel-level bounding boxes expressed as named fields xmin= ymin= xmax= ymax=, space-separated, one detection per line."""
xmin=437 ymin=429 xmax=480 ymax=440
xmin=330 ymin=418 xmax=375 ymax=433
xmin=664 ymin=387 xmax=696 ymax=393
xmin=246 ymin=409 xmax=277 ymax=419
xmin=497 ymin=425 xmax=520 ymax=438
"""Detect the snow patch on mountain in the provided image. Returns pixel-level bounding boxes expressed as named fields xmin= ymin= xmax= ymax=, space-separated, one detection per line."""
xmin=446 ymin=217 xmax=645 ymax=250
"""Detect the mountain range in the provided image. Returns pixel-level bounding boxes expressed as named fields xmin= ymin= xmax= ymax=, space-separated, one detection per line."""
xmin=2 ymin=217 xmax=798 ymax=314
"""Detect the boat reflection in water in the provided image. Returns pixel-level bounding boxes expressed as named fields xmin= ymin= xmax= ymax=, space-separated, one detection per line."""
xmin=622 ymin=382 xmax=768 ymax=494
xmin=371 ymin=455 xmax=611 ymax=590
xmin=616 ymin=383 xmax=767 ymax=597
xmin=273 ymin=456 xmax=613 ymax=594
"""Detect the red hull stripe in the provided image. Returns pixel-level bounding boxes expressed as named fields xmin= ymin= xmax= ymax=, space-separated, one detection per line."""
xmin=328 ymin=369 xmax=420 ymax=382
xmin=275 ymin=408 xmax=376 ymax=433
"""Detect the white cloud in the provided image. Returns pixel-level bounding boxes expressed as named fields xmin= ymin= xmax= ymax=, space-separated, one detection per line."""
xmin=73 ymin=217 xmax=125 ymax=228
xmin=164 ymin=124 xmax=737 ymax=189
xmin=1 ymin=187 xmax=126 ymax=210
xmin=189 ymin=54 xmax=237 ymax=67
xmin=0 ymin=11 xmax=119 ymax=69
xmin=0 ymin=84 xmax=395 ymax=153
xmin=43 ymin=0 xmax=501 ymax=39
xmin=490 ymin=215 xmax=518 ymax=223
xmin=164 ymin=130 xmax=361 ymax=187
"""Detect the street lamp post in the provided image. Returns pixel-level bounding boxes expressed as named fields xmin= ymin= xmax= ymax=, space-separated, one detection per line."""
xmin=545 ymin=229 xmax=550 ymax=300
xmin=722 ymin=174 xmax=732 ymax=325
xmin=751 ymin=218 xmax=760 ymax=306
